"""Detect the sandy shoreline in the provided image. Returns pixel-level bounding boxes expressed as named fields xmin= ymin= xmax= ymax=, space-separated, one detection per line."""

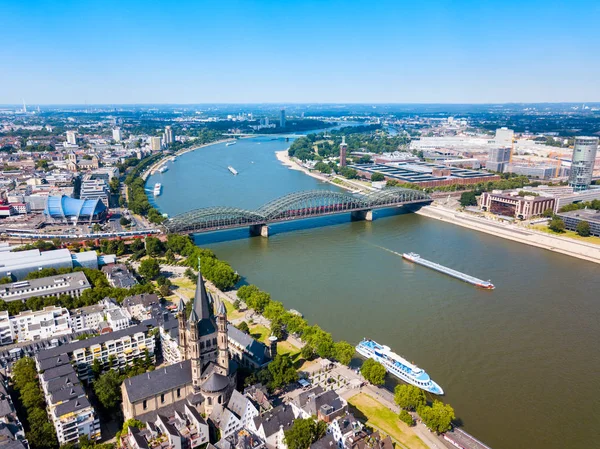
xmin=416 ymin=205 xmax=600 ymax=264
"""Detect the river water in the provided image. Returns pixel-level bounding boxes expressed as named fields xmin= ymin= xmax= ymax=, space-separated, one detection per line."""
xmin=147 ymin=137 xmax=600 ymax=449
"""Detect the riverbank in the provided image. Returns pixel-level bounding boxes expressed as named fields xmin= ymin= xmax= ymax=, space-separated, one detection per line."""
xmin=416 ymin=204 xmax=600 ymax=264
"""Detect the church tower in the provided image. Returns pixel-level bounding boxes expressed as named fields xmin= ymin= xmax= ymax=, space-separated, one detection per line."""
xmin=188 ymin=307 xmax=202 ymax=389
xmin=177 ymin=299 xmax=187 ymax=360
xmin=216 ymin=299 xmax=229 ymax=376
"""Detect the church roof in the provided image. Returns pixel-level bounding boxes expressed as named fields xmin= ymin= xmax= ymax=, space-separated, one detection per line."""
xmin=201 ymin=372 xmax=230 ymax=393
xmin=188 ymin=267 xmax=216 ymax=335
xmin=177 ymin=298 xmax=185 ymax=313
xmin=124 ymin=360 xmax=192 ymax=403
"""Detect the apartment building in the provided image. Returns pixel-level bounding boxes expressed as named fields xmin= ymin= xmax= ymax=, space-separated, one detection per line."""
xmin=10 ymin=306 xmax=71 ymax=343
xmin=0 ymin=272 xmax=91 ymax=303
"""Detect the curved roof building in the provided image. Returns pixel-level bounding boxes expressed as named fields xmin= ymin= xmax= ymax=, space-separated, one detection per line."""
xmin=44 ymin=195 xmax=107 ymax=223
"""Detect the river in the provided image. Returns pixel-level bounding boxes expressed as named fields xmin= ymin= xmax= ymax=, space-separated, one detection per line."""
xmin=147 ymin=136 xmax=600 ymax=449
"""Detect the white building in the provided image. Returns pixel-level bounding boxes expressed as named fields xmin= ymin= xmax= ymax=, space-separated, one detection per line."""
xmin=113 ymin=127 xmax=123 ymax=142
xmin=0 ymin=311 xmax=14 ymax=345
xmin=10 ymin=306 xmax=71 ymax=342
xmin=149 ymin=137 xmax=162 ymax=151
xmin=493 ymin=127 xmax=514 ymax=147
xmin=164 ymin=126 xmax=174 ymax=145
xmin=66 ymin=131 xmax=77 ymax=145
xmin=106 ymin=308 xmax=129 ymax=331
xmin=70 ymin=304 xmax=104 ymax=332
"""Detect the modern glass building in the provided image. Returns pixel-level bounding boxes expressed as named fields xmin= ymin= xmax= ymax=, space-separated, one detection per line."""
xmin=568 ymin=136 xmax=599 ymax=191
xmin=44 ymin=195 xmax=107 ymax=224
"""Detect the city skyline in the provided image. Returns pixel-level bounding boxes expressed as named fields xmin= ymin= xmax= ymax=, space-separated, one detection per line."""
xmin=3 ymin=0 xmax=600 ymax=104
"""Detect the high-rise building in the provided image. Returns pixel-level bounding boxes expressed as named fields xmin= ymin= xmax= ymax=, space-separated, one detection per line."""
xmin=487 ymin=147 xmax=511 ymax=173
xmin=164 ymin=126 xmax=174 ymax=145
xmin=280 ymin=109 xmax=286 ymax=128
xmin=112 ymin=127 xmax=122 ymax=142
xmin=493 ymin=127 xmax=514 ymax=147
xmin=149 ymin=136 xmax=162 ymax=151
xmin=340 ymin=136 xmax=348 ymax=167
xmin=568 ymin=136 xmax=599 ymax=191
xmin=66 ymin=131 xmax=77 ymax=145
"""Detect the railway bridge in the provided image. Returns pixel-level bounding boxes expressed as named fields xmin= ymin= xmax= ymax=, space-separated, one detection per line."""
xmin=164 ymin=187 xmax=432 ymax=237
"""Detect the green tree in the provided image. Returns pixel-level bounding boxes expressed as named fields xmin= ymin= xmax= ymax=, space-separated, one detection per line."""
xmin=94 ymin=369 xmax=123 ymax=411
xmin=417 ymin=401 xmax=455 ymax=434
xmin=399 ymin=409 xmax=415 ymax=427
xmin=394 ymin=384 xmax=426 ymax=411
xmin=370 ymin=172 xmax=385 ymax=182
xmin=145 ymin=237 xmax=164 ymax=256
xmin=237 ymin=285 xmax=260 ymax=301
xmin=91 ymin=358 xmax=103 ymax=379
xmin=459 ymin=191 xmax=477 ymax=207
xmin=12 ymin=357 xmax=38 ymax=391
xmin=542 ymin=208 xmax=554 ymax=218
xmin=267 ymin=354 xmax=298 ymax=389
xmin=548 ymin=217 xmax=566 ymax=233
xmin=236 ymin=321 xmax=250 ymax=334
xmin=360 ymin=358 xmax=386 ymax=385
xmin=284 ymin=418 xmax=327 ymax=449
xmin=0 ymin=277 xmax=12 ymax=284
xmin=120 ymin=216 xmax=131 ymax=227
xmin=333 ymin=341 xmax=355 ymax=365
xmin=139 ymin=258 xmax=161 ymax=280
xmin=20 ymin=382 xmax=44 ymax=409
xmin=576 ymin=220 xmax=591 ymax=237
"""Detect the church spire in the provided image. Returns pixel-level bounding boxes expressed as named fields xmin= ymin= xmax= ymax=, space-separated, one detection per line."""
xmin=189 ymin=257 xmax=212 ymax=323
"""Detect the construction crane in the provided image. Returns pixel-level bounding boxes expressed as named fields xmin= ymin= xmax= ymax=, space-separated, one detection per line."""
xmin=548 ymin=152 xmax=562 ymax=177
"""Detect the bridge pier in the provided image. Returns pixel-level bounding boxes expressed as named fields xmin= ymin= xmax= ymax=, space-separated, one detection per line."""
xmin=351 ymin=209 xmax=373 ymax=221
xmin=249 ymin=224 xmax=269 ymax=238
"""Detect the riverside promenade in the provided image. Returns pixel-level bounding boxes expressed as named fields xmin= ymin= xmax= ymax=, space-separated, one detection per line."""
xmin=417 ymin=204 xmax=600 ymax=264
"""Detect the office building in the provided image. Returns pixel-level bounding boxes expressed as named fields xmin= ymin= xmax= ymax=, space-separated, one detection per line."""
xmin=486 ymin=147 xmax=511 ymax=173
xmin=0 ymin=248 xmax=106 ymax=281
xmin=568 ymin=136 xmax=599 ymax=191
xmin=150 ymin=137 xmax=162 ymax=151
xmin=340 ymin=136 xmax=348 ymax=167
xmin=557 ymin=209 xmax=600 ymax=236
xmin=507 ymin=164 xmax=556 ymax=179
xmin=280 ymin=109 xmax=286 ymax=128
xmin=80 ymin=178 xmax=110 ymax=208
xmin=492 ymin=127 xmax=514 ymax=147
xmin=113 ymin=127 xmax=123 ymax=142
xmin=164 ymin=126 xmax=174 ymax=145
xmin=480 ymin=190 xmax=556 ymax=220
xmin=0 ymin=271 xmax=91 ymax=303
xmin=10 ymin=306 xmax=71 ymax=343
xmin=66 ymin=131 xmax=77 ymax=145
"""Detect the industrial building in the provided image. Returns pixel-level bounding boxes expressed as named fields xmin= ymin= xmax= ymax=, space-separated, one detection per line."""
xmin=44 ymin=195 xmax=107 ymax=224
xmin=557 ymin=209 xmax=600 ymax=236
xmin=350 ymin=161 xmax=499 ymax=188
xmin=0 ymin=248 xmax=106 ymax=280
xmin=0 ymin=272 xmax=90 ymax=303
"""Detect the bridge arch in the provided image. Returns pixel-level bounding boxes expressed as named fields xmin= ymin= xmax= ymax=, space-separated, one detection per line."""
xmin=364 ymin=187 xmax=430 ymax=207
xmin=164 ymin=207 xmax=265 ymax=234
xmin=256 ymin=190 xmax=369 ymax=221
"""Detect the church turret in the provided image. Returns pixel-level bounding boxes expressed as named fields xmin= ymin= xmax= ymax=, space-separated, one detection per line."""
xmin=188 ymin=307 xmax=202 ymax=389
xmin=177 ymin=299 xmax=187 ymax=360
xmin=216 ymin=299 xmax=229 ymax=376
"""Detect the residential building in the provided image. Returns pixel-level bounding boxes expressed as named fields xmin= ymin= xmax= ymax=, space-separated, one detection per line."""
xmin=102 ymin=264 xmax=138 ymax=289
xmin=243 ymin=384 xmax=272 ymax=412
xmin=486 ymin=147 xmax=511 ymax=173
xmin=0 ymin=272 xmax=91 ymax=303
xmin=66 ymin=131 xmax=77 ymax=145
xmin=279 ymin=110 xmax=286 ymax=128
xmin=150 ymin=137 xmax=162 ymax=152
xmin=35 ymin=320 xmax=156 ymax=381
xmin=70 ymin=304 xmax=104 ymax=332
xmin=0 ymin=313 xmax=13 ymax=345
xmin=557 ymin=209 xmax=600 ymax=236
xmin=568 ymin=136 xmax=599 ymax=191
xmin=106 ymin=308 xmax=130 ymax=331
xmin=328 ymin=413 xmax=363 ymax=448
xmin=480 ymin=190 xmax=556 ymax=220
xmin=209 ymin=390 xmax=259 ymax=439
xmin=249 ymin=404 xmax=294 ymax=449
xmin=344 ymin=431 xmax=393 ymax=449
xmin=122 ymin=293 xmax=159 ymax=321
xmin=0 ymin=373 xmax=27 ymax=448
xmin=10 ymin=306 xmax=71 ymax=342
xmin=113 ymin=128 xmax=123 ymax=142
xmin=164 ymin=126 xmax=174 ymax=145
xmin=290 ymin=386 xmax=347 ymax=423
xmin=122 ymin=272 xmax=235 ymax=420
xmin=39 ymin=363 xmax=101 ymax=444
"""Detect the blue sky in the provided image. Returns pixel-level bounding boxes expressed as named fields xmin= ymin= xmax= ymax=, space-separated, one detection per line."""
xmin=1 ymin=0 xmax=599 ymax=104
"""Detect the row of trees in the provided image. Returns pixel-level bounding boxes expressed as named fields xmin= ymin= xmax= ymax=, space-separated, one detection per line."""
xmin=360 ymin=358 xmax=387 ymax=385
xmin=394 ymin=384 xmax=455 ymax=433
xmin=11 ymin=358 xmax=57 ymax=449
xmin=236 ymin=284 xmax=356 ymax=365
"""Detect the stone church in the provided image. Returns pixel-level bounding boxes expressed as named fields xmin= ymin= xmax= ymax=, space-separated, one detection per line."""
xmin=122 ymin=270 xmax=236 ymax=420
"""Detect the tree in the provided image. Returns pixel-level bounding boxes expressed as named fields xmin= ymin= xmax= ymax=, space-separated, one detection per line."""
xmin=542 ymin=208 xmax=554 ymax=218
xmin=237 ymin=285 xmax=260 ymax=301
xmin=360 ymin=358 xmax=386 ymax=385
xmin=417 ymin=401 xmax=455 ymax=434
xmin=236 ymin=321 xmax=250 ymax=334
xmin=91 ymin=358 xmax=103 ymax=379
xmin=284 ymin=418 xmax=327 ymax=449
xmin=370 ymin=172 xmax=385 ymax=182
xmin=548 ymin=217 xmax=566 ymax=233
xmin=120 ymin=216 xmax=131 ymax=227
xmin=459 ymin=191 xmax=477 ymax=207
xmin=333 ymin=341 xmax=355 ymax=365
xmin=576 ymin=220 xmax=591 ymax=237
xmin=145 ymin=237 xmax=164 ymax=256
xmin=12 ymin=357 xmax=38 ymax=391
xmin=399 ymin=409 xmax=415 ymax=427
xmin=267 ymin=354 xmax=298 ymax=389
xmin=159 ymin=284 xmax=171 ymax=297
xmin=139 ymin=258 xmax=160 ymax=280
xmin=20 ymin=382 xmax=44 ymax=409
xmin=394 ymin=384 xmax=426 ymax=411
xmin=94 ymin=369 xmax=123 ymax=411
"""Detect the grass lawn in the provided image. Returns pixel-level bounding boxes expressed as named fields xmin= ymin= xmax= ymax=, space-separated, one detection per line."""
xmin=248 ymin=324 xmax=270 ymax=343
xmin=222 ymin=299 xmax=244 ymax=321
xmin=348 ymin=393 xmax=428 ymax=449
xmin=531 ymin=224 xmax=600 ymax=244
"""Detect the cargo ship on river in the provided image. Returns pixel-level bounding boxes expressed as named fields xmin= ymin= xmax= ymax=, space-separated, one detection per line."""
xmin=402 ymin=252 xmax=494 ymax=289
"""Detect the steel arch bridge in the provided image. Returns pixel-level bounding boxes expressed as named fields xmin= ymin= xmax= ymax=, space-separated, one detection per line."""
xmin=164 ymin=187 xmax=431 ymax=235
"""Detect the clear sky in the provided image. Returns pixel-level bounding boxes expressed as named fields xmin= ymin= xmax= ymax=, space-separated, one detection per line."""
xmin=2 ymin=0 xmax=599 ymax=104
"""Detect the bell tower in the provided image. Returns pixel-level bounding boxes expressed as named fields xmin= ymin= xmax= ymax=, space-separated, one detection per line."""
xmin=177 ymin=299 xmax=187 ymax=360
xmin=216 ymin=299 xmax=229 ymax=376
xmin=188 ymin=308 xmax=202 ymax=389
